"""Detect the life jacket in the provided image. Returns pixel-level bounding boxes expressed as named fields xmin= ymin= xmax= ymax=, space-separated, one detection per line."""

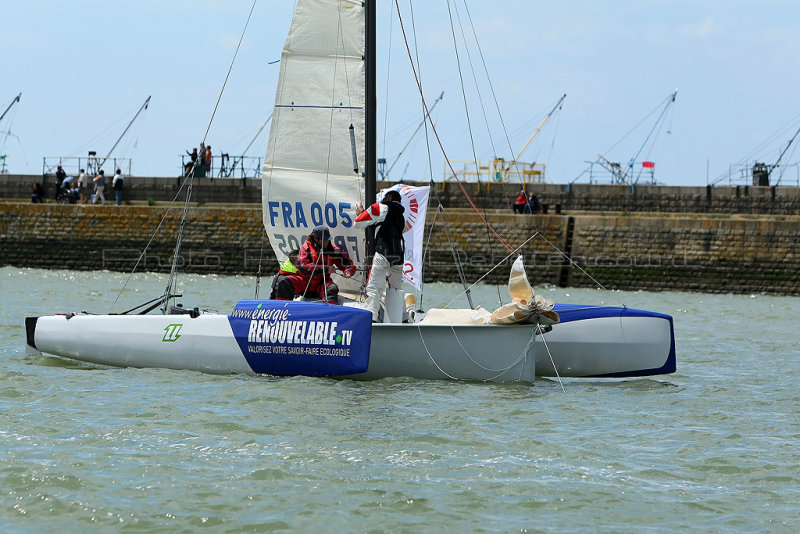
xmin=375 ymin=201 xmax=405 ymax=266
xmin=279 ymin=257 xmax=298 ymax=274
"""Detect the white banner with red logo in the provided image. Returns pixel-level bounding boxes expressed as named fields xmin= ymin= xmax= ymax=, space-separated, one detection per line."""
xmin=377 ymin=184 xmax=430 ymax=290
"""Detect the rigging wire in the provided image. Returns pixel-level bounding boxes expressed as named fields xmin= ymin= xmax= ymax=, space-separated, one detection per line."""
xmin=711 ymin=111 xmax=800 ymax=185
xmin=381 ymin=0 xmax=394 ymax=168
xmin=393 ymin=0 xmax=514 ymax=254
xmin=443 ymin=232 xmax=541 ymax=309
xmin=451 ymin=1 xmax=498 ymax=163
xmin=69 ymin=100 xmax=146 ymax=158
xmin=448 ymin=0 xmax=503 ymax=301
xmin=319 ymin=0 xmax=349 ymax=279
xmin=404 ymin=0 xmax=473 ymax=306
xmin=460 ymin=0 xmax=532 ymax=230
xmin=444 ymin=0 xmax=484 ymax=307
xmin=170 ymin=0 xmax=258 ymax=308
xmin=601 ymin=92 xmax=674 ymax=157
xmin=384 ymin=91 xmax=443 ymax=178
xmin=538 ymin=322 xmax=564 ymax=393
xmin=108 ymin=173 xmax=193 ymax=313
xmin=202 ymin=1 xmax=257 ymax=144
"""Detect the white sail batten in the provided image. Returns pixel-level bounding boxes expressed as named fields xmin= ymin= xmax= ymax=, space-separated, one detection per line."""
xmin=263 ymin=0 xmax=366 ymax=271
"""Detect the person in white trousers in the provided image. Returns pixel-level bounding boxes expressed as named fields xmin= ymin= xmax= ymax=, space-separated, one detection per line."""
xmin=93 ymin=170 xmax=106 ymax=205
xmin=354 ymin=190 xmax=406 ymax=323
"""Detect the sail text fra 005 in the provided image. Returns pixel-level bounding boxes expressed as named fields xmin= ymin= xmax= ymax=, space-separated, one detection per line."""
xmin=24 ymin=0 xmax=675 ymax=384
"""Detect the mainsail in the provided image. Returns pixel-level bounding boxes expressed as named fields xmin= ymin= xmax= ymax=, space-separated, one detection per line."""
xmin=262 ymin=0 xmax=366 ymax=273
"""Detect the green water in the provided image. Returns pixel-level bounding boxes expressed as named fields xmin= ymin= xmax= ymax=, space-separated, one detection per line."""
xmin=1 ymin=268 xmax=798 ymax=532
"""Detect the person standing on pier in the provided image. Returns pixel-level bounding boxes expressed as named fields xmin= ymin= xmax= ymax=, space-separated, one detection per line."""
xmin=112 ymin=169 xmax=124 ymax=206
xmin=55 ymin=165 xmax=67 ymax=200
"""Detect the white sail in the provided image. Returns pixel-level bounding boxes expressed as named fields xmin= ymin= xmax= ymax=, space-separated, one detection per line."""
xmin=262 ymin=0 xmax=366 ymax=272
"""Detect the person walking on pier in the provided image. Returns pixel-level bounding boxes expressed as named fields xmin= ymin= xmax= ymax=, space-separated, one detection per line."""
xmin=93 ymin=170 xmax=106 ymax=205
xmin=77 ymin=169 xmax=91 ymax=204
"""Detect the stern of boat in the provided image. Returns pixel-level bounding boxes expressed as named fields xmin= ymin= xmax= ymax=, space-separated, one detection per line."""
xmin=25 ymin=316 xmax=42 ymax=356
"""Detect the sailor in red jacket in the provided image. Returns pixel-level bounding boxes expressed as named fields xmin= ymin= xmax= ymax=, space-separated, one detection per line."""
xmin=354 ymin=189 xmax=406 ymax=322
xmin=513 ymin=189 xmax=528 ymax=214
xmin=297 ymin=227 xmax=356 ymax=304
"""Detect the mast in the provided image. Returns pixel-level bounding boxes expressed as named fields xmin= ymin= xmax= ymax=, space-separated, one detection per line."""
xmin=364 ymin=0 xmax=377 ymax=207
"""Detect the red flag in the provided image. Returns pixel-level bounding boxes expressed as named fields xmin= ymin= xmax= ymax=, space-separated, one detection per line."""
xmin=642 ymin=161 xmax=655 ymax=168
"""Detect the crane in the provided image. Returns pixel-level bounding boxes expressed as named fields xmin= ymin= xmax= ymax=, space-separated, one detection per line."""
xmin=753 ymin=124 xmax=800 ymax=186
xmin=0 ymin=92 xmax=21 ymax=125
xmin=0 ymin=93 xmax=22 ymax=173
xmin=595 ymin=89 xmax=677 ymax=184
xmin=499 ymin=93 xmax=567 ymax=181
xmin=97 ymin=96 xmax=150 ymax=169
xmin=381 ymin=91 xmax=444 ymax=180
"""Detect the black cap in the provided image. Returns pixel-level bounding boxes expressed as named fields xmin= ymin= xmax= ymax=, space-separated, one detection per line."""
xmin=312 ymin=226 xmax=331 ymax=241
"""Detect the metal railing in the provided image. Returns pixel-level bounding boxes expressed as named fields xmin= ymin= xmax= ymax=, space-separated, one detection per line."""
xmin=716 ymin=162 xmax=800 ymax=187
xmin=581 ymin=160 xmax=658 ymax=185
xmin=43 ymin=155 xmax=131 ymax=178
xmin=444 ymin=158 xmax=546 ymax=185
xmin=180 ymin=154 xmax=262 ymax=179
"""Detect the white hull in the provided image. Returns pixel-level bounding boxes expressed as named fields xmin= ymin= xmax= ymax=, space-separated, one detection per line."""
xmin=352 ymin=323 xmax=536 ymax=382
xmin=532 ymin=314 xmax=674 ymax=377
xmin=26 ymin=303 xmax=675 ymax=383
xmin=29 ymin=314 xmax=253 ymax=375
xmin=26 ymin=314 xmax=535 ymax=384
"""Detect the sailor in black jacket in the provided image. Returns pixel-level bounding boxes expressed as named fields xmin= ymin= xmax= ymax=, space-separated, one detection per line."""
xmin=354 ymin=190 xmax=406 ymax=322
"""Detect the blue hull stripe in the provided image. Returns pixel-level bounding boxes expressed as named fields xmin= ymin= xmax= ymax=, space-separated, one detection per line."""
xmin=228 ymin=300 xmax=372 ymax=377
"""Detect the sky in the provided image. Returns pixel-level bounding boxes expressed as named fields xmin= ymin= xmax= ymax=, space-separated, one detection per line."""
xmin=3 ymin=0 xmax=800 ymax=186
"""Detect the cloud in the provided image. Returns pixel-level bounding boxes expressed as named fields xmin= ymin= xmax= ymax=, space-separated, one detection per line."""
xmin=0 ymin=28 xmax=44 ymax=48
xmin=679 ymin=17 xmax=722 ymax=39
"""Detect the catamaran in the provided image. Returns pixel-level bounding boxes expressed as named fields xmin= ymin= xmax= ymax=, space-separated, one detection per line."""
xmin=25 ymin=0 xmax=675 ymax=384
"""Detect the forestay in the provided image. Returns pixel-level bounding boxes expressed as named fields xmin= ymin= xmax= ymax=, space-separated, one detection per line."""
xmin=262 ymin=0 xmax=367 ymax=277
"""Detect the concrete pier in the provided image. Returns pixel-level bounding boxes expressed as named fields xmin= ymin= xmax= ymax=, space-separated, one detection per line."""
xmin=2 ymin=198 xmax=798 ymax=295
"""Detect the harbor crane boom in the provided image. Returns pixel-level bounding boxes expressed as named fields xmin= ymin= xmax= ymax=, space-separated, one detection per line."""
xmin=763 ymin=124 xmax=800 ymax=185
xmin=0 ymin=93 xmax=21 ymax=125
xmin=99 ymin=96 xmax=151 ymax=168
xmin=500 ymin=93 xmax=566 ymax=181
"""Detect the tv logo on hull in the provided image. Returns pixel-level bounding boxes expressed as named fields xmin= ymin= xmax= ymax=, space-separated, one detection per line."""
xmin=228 ymin=300 xmax=372 ymax=376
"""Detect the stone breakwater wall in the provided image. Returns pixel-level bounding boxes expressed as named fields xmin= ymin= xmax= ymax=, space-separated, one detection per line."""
xmin=2 ymin=202 xmax=798 ymax=295
xmin=4 ymin=173 xmax=800 ymax=214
